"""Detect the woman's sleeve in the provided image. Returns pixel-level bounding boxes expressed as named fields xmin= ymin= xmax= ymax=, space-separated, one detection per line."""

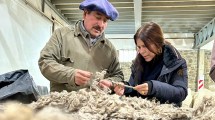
xmin=149 ymin=62 xmax=188 ymax=104
xmin=124 ymin=64 xmax=136 ymax=94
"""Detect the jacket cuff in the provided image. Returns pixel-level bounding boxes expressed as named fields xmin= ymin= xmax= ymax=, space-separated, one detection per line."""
xmin=122 ymin=81 xmax=133 ymax=94
xmin=146 ymin=81 xmax=153 ymax=95
xmin=67 ymin=69 xmax=79 ymax=87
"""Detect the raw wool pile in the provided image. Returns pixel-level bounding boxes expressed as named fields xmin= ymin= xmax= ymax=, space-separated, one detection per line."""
xmin=192 ymin=89 xmax=215 ymax=120
xmin=0 ymin=69 xmax=214 ymax=120
xmin=29 ymin=89 xmax=193 ymax=120
xmin=0 ymin=89 xmax=193 ymax=120
xmin=0 ymin=88 xmax=215 ymax=120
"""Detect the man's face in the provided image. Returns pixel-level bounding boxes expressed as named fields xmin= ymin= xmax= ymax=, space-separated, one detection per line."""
xmin=83 ymin=10 xmax=109 ymax=38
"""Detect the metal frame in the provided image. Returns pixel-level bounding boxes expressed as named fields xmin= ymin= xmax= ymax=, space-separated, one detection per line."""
xmin=194 ymin=17 xmax=215 ymax=49
xmin=44 ymin=0 xmax=71 ymax=25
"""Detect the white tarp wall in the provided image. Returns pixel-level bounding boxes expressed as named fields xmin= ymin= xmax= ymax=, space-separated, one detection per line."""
xmin=0 ymin=0 xmax=52 ymax=89
xmin=108 ymin=38 xmax=136 ymax=62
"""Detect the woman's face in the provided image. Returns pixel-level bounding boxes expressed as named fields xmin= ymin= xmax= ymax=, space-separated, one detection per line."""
xmin=136 ymin=38 xmax=157 ymax=62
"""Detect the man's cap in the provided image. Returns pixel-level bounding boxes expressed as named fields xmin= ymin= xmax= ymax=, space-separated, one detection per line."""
xmin=79 ymin=0 xmax=119 ymax=21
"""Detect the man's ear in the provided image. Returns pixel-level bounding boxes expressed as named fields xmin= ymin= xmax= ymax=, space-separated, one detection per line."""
xmin=83 ymin=9 xmax=88 ymax=18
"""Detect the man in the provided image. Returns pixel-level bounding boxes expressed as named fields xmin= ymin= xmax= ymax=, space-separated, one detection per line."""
xmin=210 ymin=40 xmax=215 ymax=82
xmin=38 ymin=0 xmax=124 ymax=92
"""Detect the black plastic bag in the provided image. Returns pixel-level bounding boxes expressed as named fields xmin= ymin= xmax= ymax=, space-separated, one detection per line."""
xmin=0 ymin=69 xmax=40 ymax=103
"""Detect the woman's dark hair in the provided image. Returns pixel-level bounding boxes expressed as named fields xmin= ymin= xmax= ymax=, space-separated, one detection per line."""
xmin=133 ymin=22 xmax=165 ymax=71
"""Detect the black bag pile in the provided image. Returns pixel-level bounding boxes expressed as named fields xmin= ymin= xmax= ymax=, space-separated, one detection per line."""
xmin=0 ymin=69 xmax=40 ymax=103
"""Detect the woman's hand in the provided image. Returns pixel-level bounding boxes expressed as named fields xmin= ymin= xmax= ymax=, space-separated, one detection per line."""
xmin=134 ymin=83 xmax=148 ymax=95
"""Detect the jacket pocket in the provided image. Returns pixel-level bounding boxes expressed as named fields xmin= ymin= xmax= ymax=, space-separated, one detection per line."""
xmin=61 ymin=56 xmax=74 ymax=67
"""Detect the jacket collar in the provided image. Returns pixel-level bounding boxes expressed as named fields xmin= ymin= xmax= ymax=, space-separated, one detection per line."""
xmin=163 ymin=44 xmax=182 ymax=68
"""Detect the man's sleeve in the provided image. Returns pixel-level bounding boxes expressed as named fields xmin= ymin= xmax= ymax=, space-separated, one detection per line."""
xmin=209 ymin=40 xmax=215 ymax=82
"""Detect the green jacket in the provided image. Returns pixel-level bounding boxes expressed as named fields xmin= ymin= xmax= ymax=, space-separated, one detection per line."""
xmin=38 ymin=20 xmax=124 ymax=92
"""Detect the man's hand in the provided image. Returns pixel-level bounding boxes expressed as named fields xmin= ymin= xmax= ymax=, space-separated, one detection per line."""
xmin=74 ymin=69 xmax=92 ymax=86
xmin=98 ymin=79 xmax=112 ymax=88
xmin=99 ymin=80 xmax=124 ymax=96
xmin=113 ymin=83 xmax=124 ymax=96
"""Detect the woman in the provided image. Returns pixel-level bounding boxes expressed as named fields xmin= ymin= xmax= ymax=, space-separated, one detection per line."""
xmin=99 ymin=22 xmax=188 ymax=106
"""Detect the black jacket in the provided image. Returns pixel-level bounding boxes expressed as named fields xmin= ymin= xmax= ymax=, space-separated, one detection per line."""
xmin=124 ymin=44 xmax=188 ymax=106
